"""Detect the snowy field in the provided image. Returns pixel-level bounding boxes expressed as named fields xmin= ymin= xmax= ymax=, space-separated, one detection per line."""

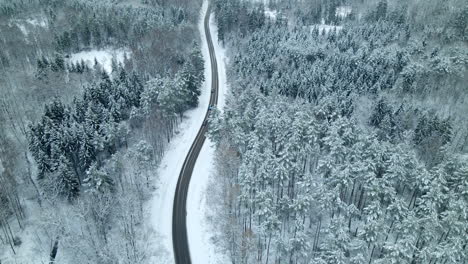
xmin=69 ymin=49 xmax=131 ymax=74
xmin=147 ymin=1 xmax=229 ymax=263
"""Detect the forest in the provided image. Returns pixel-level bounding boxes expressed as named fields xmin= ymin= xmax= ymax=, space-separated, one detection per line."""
xmin=1 ymin=0 xmax=467 ymax=263
xmin=209 ymin=0 xmax=468 ymax=263
xmin=0 ymin=0 xmax=204 ymax=262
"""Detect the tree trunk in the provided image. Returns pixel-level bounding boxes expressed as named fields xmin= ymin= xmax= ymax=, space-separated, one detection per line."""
xmin=313 ymin=218 xmax=322 ymax=251
xmin=369 ymin=245 xmax=375 ymax=264
xmin=49 ymin=236 xmax=59 ymax=264
xmin=25 ymin=151 xmax=42 ymax=207
xmin=265 ymin=233 xmax=272 ymax=264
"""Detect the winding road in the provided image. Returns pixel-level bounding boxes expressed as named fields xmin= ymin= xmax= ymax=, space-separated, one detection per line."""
xmin=172 ymin=3 xmax=218 ymax=264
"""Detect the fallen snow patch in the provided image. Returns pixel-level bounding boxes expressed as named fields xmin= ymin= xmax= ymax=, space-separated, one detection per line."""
xmin=10 ymin=17 xmax=48 ymax=36
xmin=265 ymin=7 xmax=278 ymax=20
xmin=311 ymin=18 xmax=343 ymax=35
xmin=336 ymin=6 xmax=352 ymax=19
xmin=69 ymin=49 xmax=131 ymax=74
xmin=26 ymin=17 xmax=48 ymax=28
xmin=461 ymin=154 xmax=468 ymax=162
xmin=315 ymin=24 xmax=343 ymax=34
xmin=16 ymin=23 xmax=28 ymax=35
xmin=250 ymin=0 xmax=269 ymax=4
xmin=0 ymin=199 xmax=50 ymax=264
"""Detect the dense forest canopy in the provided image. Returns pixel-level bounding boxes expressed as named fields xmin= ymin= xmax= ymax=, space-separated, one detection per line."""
xmin=209 ymin=0 xmax=468 ymax=263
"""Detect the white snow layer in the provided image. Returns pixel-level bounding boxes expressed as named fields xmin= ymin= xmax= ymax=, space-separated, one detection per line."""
xmin=17 ymin=23 xmax=28 ymax=35
xmin=26 ymin=17 xmax=48 ymax=27
xmin=147 ymin=1 xmax=229 ymax=263
xmin=336 ymin=6 xmax=352 ymax=19
xmin=69 ymin=49 xmax=130 ymax=74
xmin=264 ymin=8 xmax=278 ymax=20
xmin=187 ymin=8 xmax=230 ymax=264
xmin=312 ymin=18 xmax=343 ymax=35
xmin=11 ymin=17 xmax=48 ymax=36
xmin=0 ymin=199 xmax=49 ymax=263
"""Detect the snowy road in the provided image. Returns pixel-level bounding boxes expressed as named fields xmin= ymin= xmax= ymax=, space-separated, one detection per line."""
xmin=148 ymin=1 xmax=229 ymax=263
xmin=186 ymin=4 xmax=230 ymax=264
xmin=171 ymin=1 xmax=219 ymax=262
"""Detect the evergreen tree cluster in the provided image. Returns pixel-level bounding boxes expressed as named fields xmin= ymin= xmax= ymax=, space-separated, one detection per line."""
xmin=212 ymin=96 xmax=468 ymax=263
xmin=36 ymin=54 xmax=65 ymax=74
xmin=52 ymin=2 xmax=168 ymax=51
xmin=139 ymin=44 xmax=205 ymax=116
xmin=210 ymin=0 xmax=468 ymax=263
xmin=28 ymin=70 xmax=143 ymax=199
xmin=36 ymin=54 xmax=91 ymax=79
xmin=213 ymin=0 xmax=266 ymax=43
xmin=29 ymin=47 xmax=204 ymax=200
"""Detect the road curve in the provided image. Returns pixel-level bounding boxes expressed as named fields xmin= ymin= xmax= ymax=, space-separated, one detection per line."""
xmin=172 ymin=3 xmax=218 ymax=264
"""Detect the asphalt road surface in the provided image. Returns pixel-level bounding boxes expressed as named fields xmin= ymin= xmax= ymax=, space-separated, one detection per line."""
xmin=172 ymin=3 xmax=218 ymax=264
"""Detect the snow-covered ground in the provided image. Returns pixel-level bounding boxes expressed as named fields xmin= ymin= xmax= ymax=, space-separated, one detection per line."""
xmin=68 ymin=49 xmax=131 ymax=74
xmin=186 ymin=10 xmax=230 ymax=264
xmin=16 ymin=23 xmax=28 ymax=36
xmin=312 ymin=18 xmax=343 ymax=35
xmin=147 ymin=1 xmax=229 ymax=263
xmin=310 ymin=6 xmax=351 ymax=35
xmin=249 ymin=0 xmax=278 ymax=20
xmin=25 ymin=17 xmax=48 ymax=28
xmin=10 ymin=17 xmax=48 ymax=36
xmin=0 ymin=194 xmax=49 ymax=264
xmin=264 ymin=7 xmax=278 ymax=20
xmin=336 ymin=6 xmax=352 ymax=19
